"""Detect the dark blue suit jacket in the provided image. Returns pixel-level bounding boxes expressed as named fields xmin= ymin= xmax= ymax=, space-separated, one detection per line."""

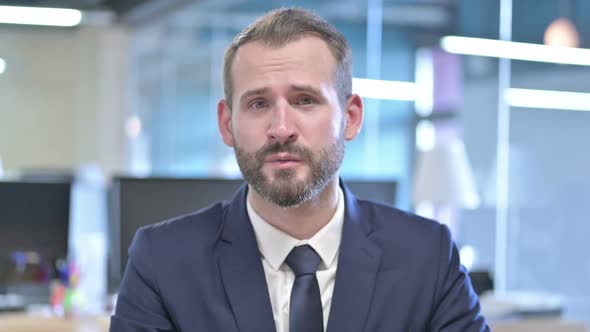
xmin=111 ymin=182 xmax=489 ymax=331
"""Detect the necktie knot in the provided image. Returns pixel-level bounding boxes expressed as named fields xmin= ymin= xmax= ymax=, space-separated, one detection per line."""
xmin=286 ymin=245 xmax=321 ymax=277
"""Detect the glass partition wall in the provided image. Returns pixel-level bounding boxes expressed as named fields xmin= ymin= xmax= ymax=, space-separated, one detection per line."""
xmin=456 ymin=0 xmax=590 ymax=324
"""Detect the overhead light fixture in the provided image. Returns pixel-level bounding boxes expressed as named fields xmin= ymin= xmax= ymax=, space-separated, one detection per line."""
xmin=0 ymin=58 xmax=5 ymax=75
xmin=440 ymin=36 xmax=590 ymax=66
xmin=544 ymin=17 xmax=579 ymax=48
xmin=352 ymin=78 xmax=590 ymax=113
xmin=0 ymin=5 xmax=82 ymax=27
xmin=415 ymin=48 xmax=434 ymax=116
xmin=352 ymin=78 xmax=417 ymax=101
xmin=126 ymin=115 xmax=143 ymax=139
xmin=505 ymin=88 xmax=590 ymax=112
xmin=415 ymin=120 xmax=436 ymax=152
xmin=545 ymin=0 xmax=579 ymax=48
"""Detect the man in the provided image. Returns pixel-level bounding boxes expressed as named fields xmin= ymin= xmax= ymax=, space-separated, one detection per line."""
xmin=111 ymin=8 xmax=489 ymax=332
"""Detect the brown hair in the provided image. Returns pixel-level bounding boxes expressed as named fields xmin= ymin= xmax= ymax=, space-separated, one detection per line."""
xmin=222 ymin=8 xmax=352 ymax=109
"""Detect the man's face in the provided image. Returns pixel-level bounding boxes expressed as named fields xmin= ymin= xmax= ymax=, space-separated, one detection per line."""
xmin=218 ymin=36 xmax=359 ymax=207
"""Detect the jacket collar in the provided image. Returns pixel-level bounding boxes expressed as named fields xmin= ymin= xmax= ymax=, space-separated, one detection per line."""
xmin=217 ymin=183 xmax=277 ymax=332
xmin=326 ymin=180 xmax=382 ymax=332
xmin=218 ymin=180 xmax=382 ymax=332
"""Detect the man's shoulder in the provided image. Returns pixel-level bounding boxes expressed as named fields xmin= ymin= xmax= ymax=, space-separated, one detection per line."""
xmin=356 ymin=199 xmax=442 ymax=237
xmin=134 ymin=201 xmax=229 ymax=248
xmin=355 ymin=199 xmax=452 ymax=271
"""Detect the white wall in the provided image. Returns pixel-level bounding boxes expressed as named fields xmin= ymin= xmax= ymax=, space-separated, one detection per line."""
xmin=0 ymin=24 xmax=129 ymax=176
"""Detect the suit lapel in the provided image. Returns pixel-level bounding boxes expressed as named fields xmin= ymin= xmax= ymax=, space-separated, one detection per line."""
xmin=217 ymin=184 xmax=276 ymax=332
xmin=326 ymin=183 xmax=382 ymax=332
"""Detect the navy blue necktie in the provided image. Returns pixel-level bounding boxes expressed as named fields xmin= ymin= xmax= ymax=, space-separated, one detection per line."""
xmin=286 ymin=245 xmax=323 ymax=332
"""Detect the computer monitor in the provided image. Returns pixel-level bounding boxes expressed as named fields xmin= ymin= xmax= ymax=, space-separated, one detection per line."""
xmin=108 ymin=176 xmax=396 ymax=290
xmin=0 ymin=181 xmax=71 ymax=293
xmin=108 ymin=177 xmax=243 ymax=290
xmin=342 ymin=178 xmax=397 ymax=207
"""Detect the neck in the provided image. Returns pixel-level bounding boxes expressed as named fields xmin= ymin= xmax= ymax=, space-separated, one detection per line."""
xmin=248 ymin=177 xmax=340 ymax=240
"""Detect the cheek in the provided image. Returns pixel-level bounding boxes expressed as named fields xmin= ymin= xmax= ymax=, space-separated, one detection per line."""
xmin=320 ymin=112 xmax=345 ymax=139
xmin=231 ymin=118 xmax=266 ymax=152
xmin=303 ymin=116 xmax=342 ymax=150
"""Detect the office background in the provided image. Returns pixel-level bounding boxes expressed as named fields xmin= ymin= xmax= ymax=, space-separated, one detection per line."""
xmin=1 ymin=0 xmax=589 ymax=328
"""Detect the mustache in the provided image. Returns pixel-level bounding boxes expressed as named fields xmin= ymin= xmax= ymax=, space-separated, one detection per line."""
xmin=256 ymin=142 xmax=313 ymax=162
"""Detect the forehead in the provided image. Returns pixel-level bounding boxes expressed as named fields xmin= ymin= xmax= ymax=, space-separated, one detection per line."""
xmin=230 ymin=36 xmax=337 ymax=98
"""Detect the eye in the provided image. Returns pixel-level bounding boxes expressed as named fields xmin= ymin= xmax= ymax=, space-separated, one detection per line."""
xmin=297 ymin=96 xmax=316 ymax=105
xmin=249 ymin=99 xmax=268 ymax=110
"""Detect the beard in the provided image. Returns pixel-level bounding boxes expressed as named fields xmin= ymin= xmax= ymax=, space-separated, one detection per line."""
xmin=234 ymin=137 xmax=345 ymax=207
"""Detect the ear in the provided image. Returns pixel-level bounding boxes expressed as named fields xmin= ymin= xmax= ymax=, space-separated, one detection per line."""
xmin=343 ymin=94 xmax=364 ymax=141
xmin=217 ymin=99 xmax=235 ymax=147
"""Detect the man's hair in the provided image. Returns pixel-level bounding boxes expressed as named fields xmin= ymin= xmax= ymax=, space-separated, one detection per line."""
xmin=222 ymin=8 xmax=352 ymax=110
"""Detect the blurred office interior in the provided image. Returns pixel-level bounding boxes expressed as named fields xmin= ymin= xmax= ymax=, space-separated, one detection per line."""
xmin=0 ymin=0 xmax=589 ymax=330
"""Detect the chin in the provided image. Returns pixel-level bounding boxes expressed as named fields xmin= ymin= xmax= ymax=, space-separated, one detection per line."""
xmin=271 ymin=168 xmax=309 ymax=183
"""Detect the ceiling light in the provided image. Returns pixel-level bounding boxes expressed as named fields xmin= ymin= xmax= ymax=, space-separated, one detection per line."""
xmin=415 ymin=120 xmax=436 ymax=152
xmin=505 ymin=88 xmax=590 ymax=112
xmin=441 ymin=36 xmax=590 ymax=66
xmin=544 ymin=17 xmax=580 ymax=48
xmin=0 ymin=5 xmax=82 ymax=27
xmin=352 ymin=78 xmax=417 ymax=101
xmin=126 ymin=115 xmax=142 ymax=139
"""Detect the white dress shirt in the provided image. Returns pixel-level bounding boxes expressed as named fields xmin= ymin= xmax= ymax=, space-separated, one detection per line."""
xmin=247 ymin=188 xmax=345 ymax=332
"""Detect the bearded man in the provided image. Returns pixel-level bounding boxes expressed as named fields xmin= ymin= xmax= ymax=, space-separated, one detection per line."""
xmin=111 ymin=8 xmax=489 ymax=332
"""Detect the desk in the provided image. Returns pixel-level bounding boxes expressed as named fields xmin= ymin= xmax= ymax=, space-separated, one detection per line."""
xmin=0 ymin=313 xmax=110 ymax=332
xmin=490 ymin=318 xmax=588 ymax=332
xmin=1 ymin=313 xmax=587 ymax=332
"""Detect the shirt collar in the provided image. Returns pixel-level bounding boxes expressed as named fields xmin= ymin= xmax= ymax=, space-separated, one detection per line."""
xmin=247 ymin=187 xmax=345 ymax=271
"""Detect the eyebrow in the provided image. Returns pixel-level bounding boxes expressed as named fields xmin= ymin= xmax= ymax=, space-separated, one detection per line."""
xmin=239 ymin=88 xmax=269 ymax=104
xmin=238 ymin=85 xmax=323 ymax=104
xmin=291 ymin=84 xmax=322 ymax=96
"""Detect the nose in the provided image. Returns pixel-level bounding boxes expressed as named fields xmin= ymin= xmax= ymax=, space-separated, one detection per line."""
xmin=266 ymin=100 xmax=298 ymax=144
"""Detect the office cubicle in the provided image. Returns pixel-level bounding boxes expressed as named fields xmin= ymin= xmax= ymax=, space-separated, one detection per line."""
xmin=0 ymin=180 xmax=71 ymax=303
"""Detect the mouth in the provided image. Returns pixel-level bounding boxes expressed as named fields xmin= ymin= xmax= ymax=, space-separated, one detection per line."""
xmin=265 ymin=153 xmax=304 ymax=168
